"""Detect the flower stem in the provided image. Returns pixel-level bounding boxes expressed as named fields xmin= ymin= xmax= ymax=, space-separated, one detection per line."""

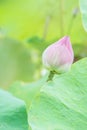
xmin=47 ymin=71 xmax=55 ymax=81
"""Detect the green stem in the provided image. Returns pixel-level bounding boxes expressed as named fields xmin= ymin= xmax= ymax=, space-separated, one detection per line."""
xmin=59 ymin=0 xmax=64 ymax=36
xmin=67 ymin=7 xmax=79 ymax=35
xmin=43 ymin=15 xmax=51 ymax=40
xmin=47 ymin=71 xmax=55 ymax=81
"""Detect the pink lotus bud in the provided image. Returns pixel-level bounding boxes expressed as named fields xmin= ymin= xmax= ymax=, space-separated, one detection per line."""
xmin=42 ymin=36 xmax=74 ymax=73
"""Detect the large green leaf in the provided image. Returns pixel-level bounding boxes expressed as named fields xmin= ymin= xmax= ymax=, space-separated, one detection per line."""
xmin=79 ymin=0 xmax=87 ymax=31
xmin=28 ymin=58 xmax=87 ymax=130
xmin=0 ymin=89 xmax=29 ymax=130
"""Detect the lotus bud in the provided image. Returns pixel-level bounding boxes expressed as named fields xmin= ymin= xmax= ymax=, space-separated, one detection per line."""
xmin=42 ymin=36 xmax=74 ymax=73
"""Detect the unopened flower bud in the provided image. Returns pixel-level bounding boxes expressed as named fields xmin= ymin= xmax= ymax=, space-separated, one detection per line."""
xmin=42 ymin=36 xmax=74 ymax=73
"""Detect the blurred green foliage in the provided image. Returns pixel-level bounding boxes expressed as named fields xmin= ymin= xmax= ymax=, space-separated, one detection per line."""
xmin=0 ymin=0 xmax=87 ymax=43
xmin=9 ymin=75 xmax=48 ymax=109
xmin=0 ymin=37 xmax=41 ymax=87
xmin=80 ymin=0 xmax=87 ymax=31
